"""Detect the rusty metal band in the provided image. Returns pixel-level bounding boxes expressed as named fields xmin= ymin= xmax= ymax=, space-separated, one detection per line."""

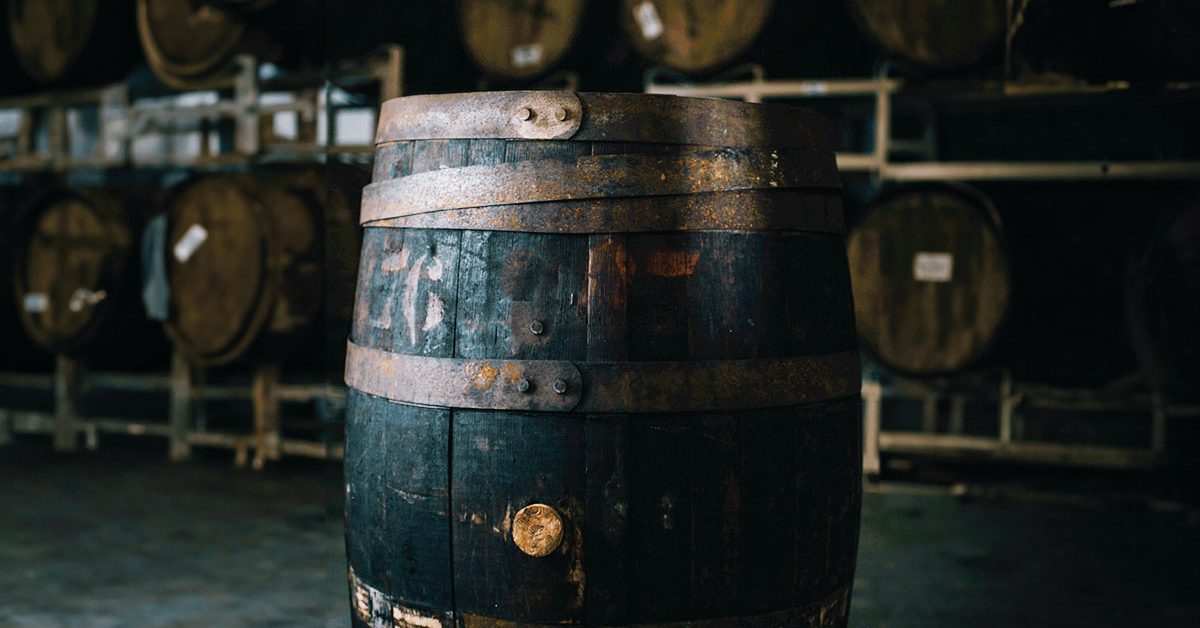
xmin=375 ymin=91 xmax=833 ymax=150
xmin=349 ymin=568 xmax=850 ymax=627
xmin=360 ymin=149 xmax=840 ymax=226
xmin=363 ymin=189 xmax=846 ymax=234
xmin=344 ymin=341 xmax=860 ymax=414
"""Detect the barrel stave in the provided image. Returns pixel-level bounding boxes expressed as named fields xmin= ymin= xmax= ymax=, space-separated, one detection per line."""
xmin=344 ymin=392 xmax=452 ymax=614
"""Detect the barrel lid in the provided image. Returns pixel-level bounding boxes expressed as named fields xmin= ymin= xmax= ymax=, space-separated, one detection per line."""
xmin=619 ymin=0 xmax=775 ymax=74
xmin=457 ymin=0 xmax=586 ymax=81
xmin=15 ymin=190 xmax=126 ymax=352
xmin=848 ymin=185 xmax=1010 ymax=375
xmin=8 ymin=0 xmax=97 ymax=82
xmin=164 ymin=174 xmax=275 ymax=366
xmin=375 ymin=91 xmax=833 ymax=150
xmin=137 ymin=0 xmax=245 ymax=86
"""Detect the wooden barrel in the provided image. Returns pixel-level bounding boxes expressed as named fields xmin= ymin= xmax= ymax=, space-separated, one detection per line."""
xmin=845 ymin=0 xmax=1007 ymax=71
xmin=1126 ymin=189 xmax=1200 ymax=397
xmin=136 ymin=0 xmax=317 ymax=88
xmin=11 ymin=189 xmax=162 ymax=364
xmin=618 ymin=0 xmax=775 ymax=74
xmin=6 ymin=0 xmax=140 ymax=87
xmin=457 ymin=0 xmax=587 ymax=80
xmin=345 ymin=92 xmax=861 ymax=626
xmin=850 ymin=184 xmax=1154 ymax=388
xmin=163 ymin=166 xmax=363 ymax=368
xmin=847 ymin=185 xmax=1010 ymax=376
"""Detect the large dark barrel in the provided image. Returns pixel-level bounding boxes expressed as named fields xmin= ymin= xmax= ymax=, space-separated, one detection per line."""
xmin=618 ymin=0 xmax=775 ymax=75
xmin=162 ymin=166 xmax=364 ymax=368
xmin=11 ymin=188 xmax=163 ymax=366
xmin=456 ymin=0 xmax=586 ymax=81
xmin=845 ymin=0 xmax=1007 ymax=71
xmin=6 ymin=0 xmax=140 ymax=87
xmin=1127 ymin=189 xmax=1200 ymax=397
xmin=136 ymin=0 xmax=318 ymax=88
xmin=344 ymin=92 xmax=861 ymax=626
xmin=847 ymin=185 xmax=1010 ymax=376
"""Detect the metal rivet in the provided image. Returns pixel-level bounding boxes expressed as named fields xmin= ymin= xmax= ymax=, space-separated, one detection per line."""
xmin=552 ymin=379 xmax=568 ymax=395
xmin=529 ymin=320 xmax=545 ymax=335
xmin=516 ymin=378 xmax=531 ymax=393
xmin=517 ymin=107 xmax=533 ymax=121
xmin=555 ymin=107 xmax=569 ymax=122
xmin=512 ymin=503 xmax=564 ymax=557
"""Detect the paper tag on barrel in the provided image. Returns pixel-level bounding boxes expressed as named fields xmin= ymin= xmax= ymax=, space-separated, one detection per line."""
xmin=635 ymin=1 xmax=665 ymax=39
xmin=912 ymin=252 xmax=954 ymax=282
xmin=511 ymin=43 xmax=543 ymax=68
xmin=23 ymin=292 xmax=48 ymax=313
xmin=173 ymin=224 xmax=208 ymax=263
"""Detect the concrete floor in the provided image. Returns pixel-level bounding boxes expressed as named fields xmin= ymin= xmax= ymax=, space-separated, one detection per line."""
xmin=1 ymin=438 xmax=1198 ymax=627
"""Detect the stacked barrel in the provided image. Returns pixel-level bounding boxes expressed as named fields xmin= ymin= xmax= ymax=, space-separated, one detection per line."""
xmin=159 ymin=166 xmax=365 ymax=372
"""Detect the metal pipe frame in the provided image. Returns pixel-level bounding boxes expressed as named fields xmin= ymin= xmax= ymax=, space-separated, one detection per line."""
xmin=0 ymin=45 xmax=405 ymax=172
xmin=644 ymin=75 xmax=1200 ymax=181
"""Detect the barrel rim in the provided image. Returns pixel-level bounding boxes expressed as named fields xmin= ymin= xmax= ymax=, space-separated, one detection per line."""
xmin=12 ymin=188 xmax=128 ymax=354
xmin=375 ymin=91 xmax=834 ymax=149
xmin=850 ymin=182 xmax=1013 ymax=377
xmin=137 ymin=0 xmax=247 ymax=89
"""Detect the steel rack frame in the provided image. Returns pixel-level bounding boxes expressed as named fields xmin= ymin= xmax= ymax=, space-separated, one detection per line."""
xmin=0 ymin=45 xmax=404 ymax=171
xmin=644 ymin=69 xmax=1200 ymax=183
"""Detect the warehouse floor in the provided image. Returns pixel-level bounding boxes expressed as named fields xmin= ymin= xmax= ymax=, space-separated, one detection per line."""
xmin=1 ymin=439 xmax=1197 ymax=628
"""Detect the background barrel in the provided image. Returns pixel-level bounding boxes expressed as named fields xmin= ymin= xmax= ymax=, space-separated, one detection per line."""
xmin=618 ymin=0 xmax=775 ymax=75
xmin=845 ymin=0 xmax=1007 ymax=72
xmin=1012 ymin=0 xmax=1200 ymax=82
xmin=136 ymin=0 xmax=318 ymax=88
xmin=345 ymin=92 xmax=860 ymax=626
xmin=6 ymin=0 xmax=141 ymax=88
xmin=847 ymin=185 xmax=1010 ymax=376
xmin=849 ymin=183 xmax=1166 ymax=388
xmin=456 ymin=0 xmax=587 ymax=81
xmin=1126 ymin=188 xmax=1200 ymax=397
xmin=162 ymin=165 xmax=364 ymax=368
xmin=11 ymin=188 xmax=164 ymax=367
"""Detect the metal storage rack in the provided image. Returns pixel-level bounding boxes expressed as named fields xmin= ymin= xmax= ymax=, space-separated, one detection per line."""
xmin=645 ymin=68 xmax=1200 ymax=183
xmin=646 ymin=69 xmax=1200 ymax=474
xmin=0 ymin=46 xmax=405 ymax=466
xmin=0 ymin=46 xmax=403 ymax=170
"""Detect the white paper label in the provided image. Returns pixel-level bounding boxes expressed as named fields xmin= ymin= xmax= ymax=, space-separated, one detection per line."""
xmin=173 ymin=224 xmax=209 ymax=263
xmin=511 ymin=43 xmax=544 ymax=68
xmin=913 ymin=252 xmax=954 ymax=282
xmin=23 ymin=292 xmax=48 ymax=313
xmin=635 ymin=1 xmax=665 ymax=40
xmin=69 ymin=288 xmax=107 ymax=312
